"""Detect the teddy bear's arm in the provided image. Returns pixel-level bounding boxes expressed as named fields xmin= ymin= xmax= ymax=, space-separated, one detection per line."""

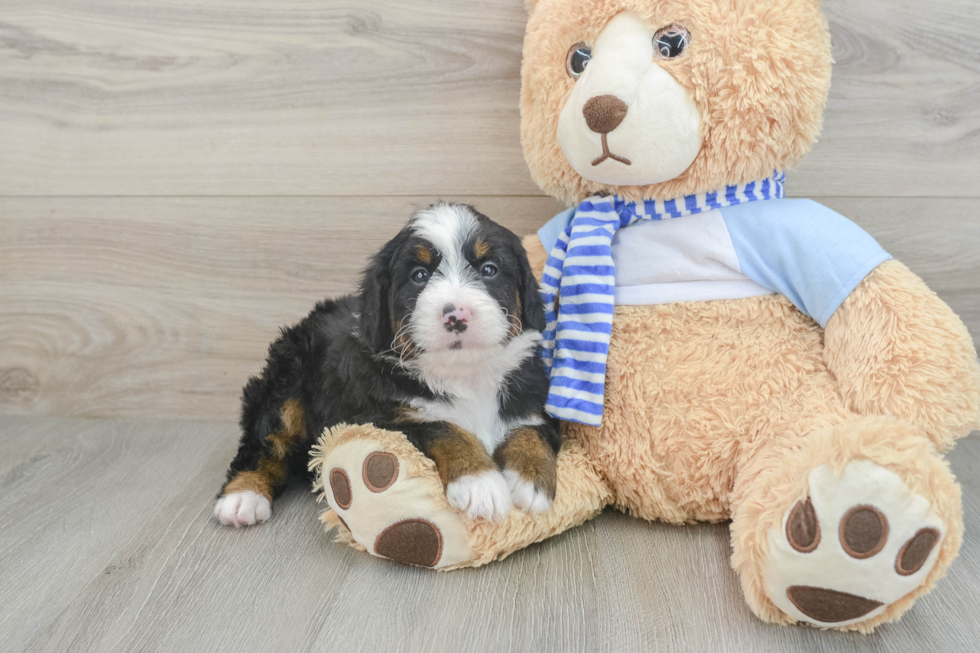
xmin=824 ymin=259 xmax=980 ymax=450
xmin=522 ymin=233 xmax=549 ymax=283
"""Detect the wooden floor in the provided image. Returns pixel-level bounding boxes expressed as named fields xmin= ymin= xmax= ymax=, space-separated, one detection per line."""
xmin=0 ymin=415 xmax=978 ymax=653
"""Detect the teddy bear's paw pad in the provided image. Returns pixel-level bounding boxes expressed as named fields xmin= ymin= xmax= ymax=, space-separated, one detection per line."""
xmin=765 ymin=460 xmax=945 ymax=627
xmin=374 ymin=519 xmax=444 ymax=567
xmin=322 ymin=438 xmax=473 ymax=568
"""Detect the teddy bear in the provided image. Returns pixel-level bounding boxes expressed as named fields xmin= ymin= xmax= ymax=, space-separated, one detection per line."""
xmin=310 ymin=0 xmax=980 ymax=632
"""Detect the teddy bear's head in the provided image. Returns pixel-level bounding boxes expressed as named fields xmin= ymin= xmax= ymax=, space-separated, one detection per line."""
xmin=521 ymin=0 xmax=832 ymax=205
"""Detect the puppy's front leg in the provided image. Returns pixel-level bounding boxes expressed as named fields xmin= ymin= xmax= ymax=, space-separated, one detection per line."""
xmin=399 ymin=422 xmax=512 ymax=522
xmin=494 ymin=424 xmax=560 ymax=514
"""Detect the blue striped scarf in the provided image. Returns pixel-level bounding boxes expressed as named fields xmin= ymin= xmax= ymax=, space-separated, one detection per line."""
xmin=539 ymin=173 xmax=785 ymax=426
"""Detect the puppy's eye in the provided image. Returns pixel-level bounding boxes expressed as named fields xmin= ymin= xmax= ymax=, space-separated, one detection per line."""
xmin=653 ymin=25 xmax=690 ymax=60
xmin=411 ymin=267 xmax=429 ymax=284
xmin=566 ymin=43 xmax=591 ymax=78
xmin=480 ymin=263 xmax=499 ymax=278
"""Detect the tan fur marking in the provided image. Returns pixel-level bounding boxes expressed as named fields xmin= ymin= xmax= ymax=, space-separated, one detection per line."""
xmin=495 ymin=427 xmax=558 ymax=499
xmin=395 ymin=335 xmax=419 ymax=360
xmin=258 ymin=456 xmax=287 ymax=488
xmin=474 ymin=238 xmax=490 ymax=259
xmin=391 ymin=405 xmax=424 ymax=424
xmin=391 ymin=317 xmax=419 ymax=361
xmin=416 ymin=244 xmax=432 ymax=264
xmin=268 ymin=399 xmax=306 ymax=459
xmin=223 ymin=470 xmax=273 ymax=500
xmin=429 ymin=425 xmax=496 ymax=487
xmin=509 ymin=291 xmax=523 ymax=338
xmin=391 ymin=315 xmax=401 ymax=345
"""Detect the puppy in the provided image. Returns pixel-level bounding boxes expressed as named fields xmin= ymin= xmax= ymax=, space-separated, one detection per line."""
xmin=214 ymin=203 xmax=560 ymax=527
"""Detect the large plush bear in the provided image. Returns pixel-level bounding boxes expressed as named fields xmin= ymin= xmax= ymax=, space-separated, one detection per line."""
xmin=311 ymin=0 xmax=980 ymax=632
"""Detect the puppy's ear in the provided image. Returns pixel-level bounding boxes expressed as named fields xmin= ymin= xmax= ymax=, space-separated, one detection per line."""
xmin=358 ymin=229 xmax=409 ymax=353
xmin=516 ymin=236 xmax=546 ymax=333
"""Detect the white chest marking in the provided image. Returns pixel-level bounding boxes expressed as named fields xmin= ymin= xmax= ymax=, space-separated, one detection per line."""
xmin=407 ymin=332 xmax=544 ymax=453
xmin=412 ymin=387 xmax=511 ymax=452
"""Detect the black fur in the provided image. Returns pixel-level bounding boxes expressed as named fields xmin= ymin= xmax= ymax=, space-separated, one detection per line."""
xmin=219 ymin=204 xmax=559 ymax=506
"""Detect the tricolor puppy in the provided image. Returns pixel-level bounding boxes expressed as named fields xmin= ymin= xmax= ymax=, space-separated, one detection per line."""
xmin=214 ymin=203 xmax=560 ymax=527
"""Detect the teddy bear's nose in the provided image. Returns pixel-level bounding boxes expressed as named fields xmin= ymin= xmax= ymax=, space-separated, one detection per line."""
xmin=583 ymin=94 xmax=629 ymax=134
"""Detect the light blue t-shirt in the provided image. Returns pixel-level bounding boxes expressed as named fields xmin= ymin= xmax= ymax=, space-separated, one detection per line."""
xmin=537 ymin=198 xmax=891 ymax=327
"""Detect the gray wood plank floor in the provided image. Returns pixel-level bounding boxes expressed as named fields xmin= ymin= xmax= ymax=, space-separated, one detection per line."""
xmin=2 ymin=416 xmax=978 ymax=652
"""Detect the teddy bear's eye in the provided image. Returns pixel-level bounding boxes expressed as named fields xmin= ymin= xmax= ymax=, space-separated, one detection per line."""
xmin=566 ymin=42 xmax=592 ymax=79
xmin=653 ymin=24 xmax=691 ymax=60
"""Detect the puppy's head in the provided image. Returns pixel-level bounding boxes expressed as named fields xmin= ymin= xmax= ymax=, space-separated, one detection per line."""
xmin=358 ymin=203 xmax=544 ymax=367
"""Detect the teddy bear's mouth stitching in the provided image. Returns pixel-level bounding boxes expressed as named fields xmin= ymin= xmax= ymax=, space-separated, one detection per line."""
xmin=591 ymin=133 xmax=632 ymax=167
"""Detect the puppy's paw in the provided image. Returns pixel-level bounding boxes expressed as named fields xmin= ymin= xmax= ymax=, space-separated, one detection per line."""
xmin=214 ymin=491 xmax=272 ymax=527
xmin=502 ymin=469 xmax=553 ymax=514
xmin=446 ymin=470 xmax=512 ymax=521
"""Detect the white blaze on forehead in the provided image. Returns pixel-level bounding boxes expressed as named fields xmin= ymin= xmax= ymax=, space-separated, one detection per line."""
xmin=411 ymin=203 xmax=479 ymax=271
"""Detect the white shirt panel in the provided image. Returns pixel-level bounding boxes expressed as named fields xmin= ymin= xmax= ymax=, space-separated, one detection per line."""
xmin=608 ymin=209 xmax=773 ymax=305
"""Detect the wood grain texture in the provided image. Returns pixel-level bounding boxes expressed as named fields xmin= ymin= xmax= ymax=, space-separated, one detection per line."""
xmin=2 ymin=1 xmax=978 ymax=649
xmin=0 ymin=417 xmax=233 ymax=652
xmin=0 ymin=196 xmax=565 ymax=420
xmin=1 ymin=195 xmax=977 ymax=422
xmin=0 ymin=0 xmax=978 ymax=197
xmin=1 ymin=415 xmax=978 ymax=652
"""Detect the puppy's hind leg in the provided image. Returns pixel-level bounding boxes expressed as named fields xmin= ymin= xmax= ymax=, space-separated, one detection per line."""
xmin=215 ymin=379 xmax=309 ymax=528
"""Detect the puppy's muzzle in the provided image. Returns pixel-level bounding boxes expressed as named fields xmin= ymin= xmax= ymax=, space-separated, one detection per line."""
xmin=442 ymin=303 xmax=470 ymax=333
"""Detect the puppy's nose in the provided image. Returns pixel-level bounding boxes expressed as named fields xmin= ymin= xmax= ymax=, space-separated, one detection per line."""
xmin=443 ymin=305 xmax=470 ymax=333
xmin=583 ymin=94 xmax=628 ymax=134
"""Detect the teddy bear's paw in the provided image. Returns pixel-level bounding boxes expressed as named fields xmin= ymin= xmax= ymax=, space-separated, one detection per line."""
xmin=446 ymin=470 xmax=512 ymax=522
xmin=214 ymin=491 xmax=272 ymax=528
xmin=765 ymin=460 xmax=945 ymax=628
xmin=321 ymin=438 xmax=474 ymax=568
xmin=502 ymin=469 xmax=553 ymax=514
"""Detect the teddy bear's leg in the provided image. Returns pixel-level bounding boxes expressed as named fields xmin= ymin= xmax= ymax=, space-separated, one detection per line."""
xmin=730 ymin=416 xmax=963 ymax=632
xmin=309 ymin=423 xmax=612 ymax=570
xmin=825 ymin=260 xmax=980 ymax=450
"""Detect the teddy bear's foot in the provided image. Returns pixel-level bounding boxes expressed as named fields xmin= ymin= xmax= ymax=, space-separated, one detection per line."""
xmin=765 ymin=459 xmax=945 ymax=627
xmin=310 ymin=423 xmax=613 ymax=570
xmin=313 ymin=430 xmax=474 ymax=568
xmin=732 ymin=416 xmax=963 ymax=632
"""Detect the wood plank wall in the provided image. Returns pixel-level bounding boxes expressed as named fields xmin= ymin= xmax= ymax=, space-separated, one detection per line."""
xmin=2 ymin=0 xmax=979 ymax=421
